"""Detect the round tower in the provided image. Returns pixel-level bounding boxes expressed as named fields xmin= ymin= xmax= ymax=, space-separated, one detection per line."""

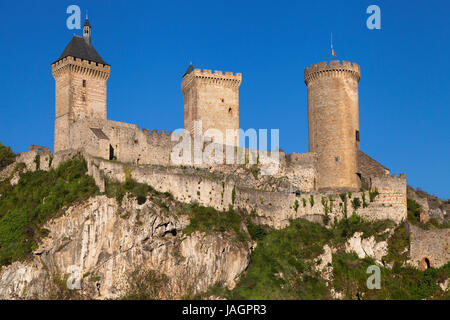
xmin=304 ymin=60 xmax=361 ymax=191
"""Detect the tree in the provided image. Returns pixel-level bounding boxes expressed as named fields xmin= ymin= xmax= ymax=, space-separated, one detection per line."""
xmin=0 ymin=141 xmax=16 ymax=171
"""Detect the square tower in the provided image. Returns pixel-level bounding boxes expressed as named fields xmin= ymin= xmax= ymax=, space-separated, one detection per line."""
xmin=181 ymin=65 xmax=242 ymax=146
xmin=51 ymin=17 xmax=110 ymax=152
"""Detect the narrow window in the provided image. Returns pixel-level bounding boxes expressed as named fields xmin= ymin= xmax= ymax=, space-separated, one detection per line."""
xmin=335 ymin=157 xmax=339 ymax=162
xmin=83 ymin=80 xmax=86 ymax=88
xmin=228 ymin=108 xmax=232 ymax=114
xmin=356 ymin=130 xmax=360 ymax=142
xmin=109 ymin=145 xmax=115 ymax=160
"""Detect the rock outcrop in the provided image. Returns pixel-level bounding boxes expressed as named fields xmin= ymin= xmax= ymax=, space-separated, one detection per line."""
xmin=0 ymin=195 xmax=253 ymax=299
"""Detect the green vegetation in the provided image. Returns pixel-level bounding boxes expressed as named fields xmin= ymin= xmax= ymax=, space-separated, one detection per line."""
xmin=351 ymin=197 xmax=361 ymax=210
xmin=332 ymin=253 xmax=449 ymax=300
xmin=250 ymin=164 xmax=259 ymax=180
xmin=0 ymin=141 xmax=15 ymax=171
xmin=407 ymin=198 xmax=422 ymax=226
xmin=309 ymin=195 xmax=314 ymax=207
xmin=207 ymin=214 xmax=448 ymax=300
xmin=369 ymin=188 xmax=379 ymax=202
xmin=229 ymin=219 xmax=332 ymax=299
xmin=34 ymin=154 xmax=40 ymax=170
xmin=321 ymin=197 xmax=330 ymax=215
xmin=182 ymin=205 xmax=248 ymax=243
xmin=293 ymin=199 xmax=299 ymax=212
xmin=105 ymin=168 xmax=152 ymax=205
xmin=383 ymin=223 xmax=410 ymax=266
xmin=407 ymin=198 xmax=450 ymax=229
xmin=121 ymin=269 xmax=170 ymax=300
xmin=0 ymin=156 xmax=98 ymax=266
xmin=361 ymin=192 xmax=368 ymax=208
xmin=231 ymin=186 xmax=236 ymax=205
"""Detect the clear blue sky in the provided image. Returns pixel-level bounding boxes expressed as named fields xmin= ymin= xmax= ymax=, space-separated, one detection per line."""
xmin=0 ymin=0 xmax=448 ymax=198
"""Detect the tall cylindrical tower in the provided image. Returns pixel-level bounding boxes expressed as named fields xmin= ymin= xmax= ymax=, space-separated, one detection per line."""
xmin=304 ymin=60 xmax=361 ymax=191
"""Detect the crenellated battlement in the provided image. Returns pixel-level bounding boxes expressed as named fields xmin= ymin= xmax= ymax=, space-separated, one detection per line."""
xmin=146 ymin=129 xmax=173 ymax=138
xmin=181 ymin=68 xmax=242 ymax=92
xmin=304 ymin=60 xmax=360 ymax=85
xmin=52 ymin=56 xmax=110 ymax=80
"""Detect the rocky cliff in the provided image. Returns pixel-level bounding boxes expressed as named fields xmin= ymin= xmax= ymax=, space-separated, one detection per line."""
xmin=0 ymin=154 xmax=448 ymax=300
xmin=0 ymin=194 xmax=253 ymax=299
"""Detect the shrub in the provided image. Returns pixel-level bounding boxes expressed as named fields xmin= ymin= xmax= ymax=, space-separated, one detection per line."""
xmin=407 ymin=198 xmax=422 ymax=226
xmin=309 ymin=195 xmax=315 ymax=207
xmin=231 ymin=186 xmax=236 ymax=205
xmin=182 ymin=205 xmax=248 ymax=242
xmin=369 ymin=188 xmax=379 ymax=202
xmin=230 ymin=219 xmax=332 ymax=300
xmin=121 ymin=269 xmax=170 ymax=300
xmin=0 ymin=141 xmax=15 ymax=171
xmin=351 ymin=197 xmax=361 ymax=210
xmin=0 ymin=156 xmax=98 ymax=266
xmin=383 ymin=224 xmax=410 ymax=265
xmin=250 ymin=164 xmax=259 ymax=180
xmin=293 ymin=200 xmax=299 ymax=212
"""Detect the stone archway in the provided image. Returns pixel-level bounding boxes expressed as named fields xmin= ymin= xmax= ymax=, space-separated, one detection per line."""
xmin=419 ymin=257 xmax=431 ymax=271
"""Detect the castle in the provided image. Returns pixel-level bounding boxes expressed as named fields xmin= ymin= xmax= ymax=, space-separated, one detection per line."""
xmin=51 ymin=17 xmax=392 ymax=194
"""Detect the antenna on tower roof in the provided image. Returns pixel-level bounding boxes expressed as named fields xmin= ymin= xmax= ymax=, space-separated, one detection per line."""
xmin=331 ymin=32 xmax=337 ymax=60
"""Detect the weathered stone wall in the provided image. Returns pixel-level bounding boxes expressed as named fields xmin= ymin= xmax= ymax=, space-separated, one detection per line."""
xmin=305 ymin=61 xmax=361 ymax=191
xmin=283 ymin=152 xmax=318 ymax=192
xmin=409 ymin=224 xmax=450 ymax=269
xmin=52 ymin=56 xmax=110 ymax=152
xmin=357 ymin=150 xmax=390 ymax=178
xmin=181 ymin=69 xmax=242 ymax=146
xmin=84 ymin=155 xmax=406 ymax=229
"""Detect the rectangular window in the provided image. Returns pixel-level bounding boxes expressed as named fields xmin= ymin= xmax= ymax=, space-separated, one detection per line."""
xmin=83 ymin=80 xmax=86 ymax=88
xmin=356 ymin=130 xmax=360 ymax=142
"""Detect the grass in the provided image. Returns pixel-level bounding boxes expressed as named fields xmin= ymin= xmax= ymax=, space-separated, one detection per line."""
xmin=407 ymin=198 xmax=450 ymax=229
xmin=332 ymin=253 xmax=449 ymax=300
xmin=208 ymin=215 xmax=448 ymax=300
xmin=121 ymin=269 xmax=170 ymax=300
xmin=0 ymin=156 xmax=99 ymax=266
xmin=182 ymin=205 xmax=248 ymax=242
xmin=332 ymin=213 xmax=394 ymax=244
xmin=105 ymin=169 xmax=153 ymax=205
xmin=383 ymin=223 xmax=410 ymax=266
xmin=0 ymin=141 xmax=15 ymax=171
xmin=229 ymin=219 xmax=332 ymax=299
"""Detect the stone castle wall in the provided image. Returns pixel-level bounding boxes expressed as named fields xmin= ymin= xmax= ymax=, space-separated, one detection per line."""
xmin=81 ymin=154 xmax=406 ymax=229
xmin=52 ymin=56 xmax=110 ymax=152
xmin=305 ymin=61 xmax=361 ymax=191
xmin=182 ymin=69 xmax=242 ymax=146
xmin=409 ymin=224 xmax=450 ymax=269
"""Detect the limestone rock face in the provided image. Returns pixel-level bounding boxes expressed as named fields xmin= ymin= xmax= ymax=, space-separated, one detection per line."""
xmin=314 ymin=244 xmax=334 ymax=281
xmin=0 ymin=195 xmax=253 ymax=299
xmin=345 ymin=232 xmax=388 ymax=264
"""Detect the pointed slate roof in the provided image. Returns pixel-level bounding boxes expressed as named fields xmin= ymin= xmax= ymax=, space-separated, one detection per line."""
xmin=53 ymin=35 xmax=108 ymax=65
xmin=183 ymin=63 xmax=194 ymax=77
xmin=84 ymin=18 xmax=91 ymax=27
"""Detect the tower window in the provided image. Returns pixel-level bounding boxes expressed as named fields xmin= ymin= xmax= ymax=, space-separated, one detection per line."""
xmin=83 ymin=80 xmax=86 ymax=87
xmin=356 ymin=130 xmax=360 ymax=142
xmin=335 ymin=157 xmax=339 ymax=162
xmin=228 ymin=108 xmax=232 ymax=114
